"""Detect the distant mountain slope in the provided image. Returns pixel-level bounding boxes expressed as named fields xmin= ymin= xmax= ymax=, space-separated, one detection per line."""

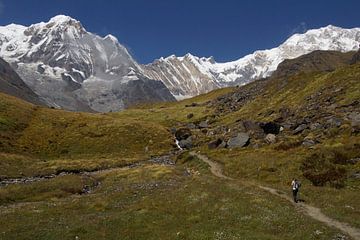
xmin=141 ymin=25 xmax=360 ymax=98
xmin=271 ymin=50 xmax=355 ymax=78
xmin=0 ymin=15 xmax=175 ymax=112
xmin=0 ymin=57 xmax=45 ymax=106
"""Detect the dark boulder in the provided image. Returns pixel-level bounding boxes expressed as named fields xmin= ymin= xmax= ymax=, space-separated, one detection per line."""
xmin=175 ymin=128 xmax=192 ymax=141
xmin=260 ymin=122 xmax=281 ymax=135
xmin=293 ymin=124 xmax=307 ymax=134
xmin=187 ymin=113 xmax=194 ymax=119
xmin=208 ymin=139 xmax=223 ymax=149
xmin=198 ymin=121 xmax=209 ymax=129
xmin=179 ymin=137 xmax=192 ymax=149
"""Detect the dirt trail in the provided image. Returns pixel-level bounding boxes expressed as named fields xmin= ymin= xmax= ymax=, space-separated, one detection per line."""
xmin=190 ymin=151 xmax=360 ymax=240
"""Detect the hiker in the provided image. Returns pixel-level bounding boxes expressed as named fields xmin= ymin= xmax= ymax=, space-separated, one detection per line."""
xmin=291 ymin=178 xmax=300 ymax=203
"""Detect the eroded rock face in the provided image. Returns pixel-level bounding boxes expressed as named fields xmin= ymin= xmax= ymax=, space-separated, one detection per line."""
xmin=0 ymin=58 xmax=45 ymax=106
xmin=227 ymin=132 xmax=250 ymax=148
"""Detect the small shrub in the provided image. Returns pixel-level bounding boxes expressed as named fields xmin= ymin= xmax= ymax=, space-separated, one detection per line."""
xmin=300 ymin=152 xmax=347 ymax=187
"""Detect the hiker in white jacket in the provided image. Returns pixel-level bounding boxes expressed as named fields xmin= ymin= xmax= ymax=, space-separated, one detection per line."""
xmin=291 ymin=179 xmax=300 ymax=203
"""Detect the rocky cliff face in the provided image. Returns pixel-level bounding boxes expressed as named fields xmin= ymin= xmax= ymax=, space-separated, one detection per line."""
xmin=141 ymin=25 xmax=360 ymax=98
xmin=0 ymin=57 xmax=45 ymax=106
xmin=0 ymin=15 xmax=175 ymax=112
xmin=141 ymin=54 xmax=219 ymax=99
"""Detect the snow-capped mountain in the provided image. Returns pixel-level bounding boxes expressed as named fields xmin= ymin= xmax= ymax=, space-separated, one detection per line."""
xmin=0 ymin=15 xmax=174 ymax=112
xmin=1 ymin=15 xmax=359 ymax=109
xmin=141 ymin=25 xmax=360 ymax=98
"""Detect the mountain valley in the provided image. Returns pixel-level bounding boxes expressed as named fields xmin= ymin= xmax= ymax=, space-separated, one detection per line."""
xmin=0 ymin=43 xmax=359 ymax=239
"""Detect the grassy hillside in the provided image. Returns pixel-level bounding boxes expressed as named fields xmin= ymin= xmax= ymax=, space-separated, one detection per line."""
xmin=194 ymin=62 xmax=360 ymax=229
xmin=0 ymin=52 xmax=359 ymax=239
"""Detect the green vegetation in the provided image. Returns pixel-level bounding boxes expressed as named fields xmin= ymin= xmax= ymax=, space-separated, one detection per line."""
xmin=0 ymin=61 xmax=359 ymax=238
xmin=0 ymin=158 xmax=343 ymax=240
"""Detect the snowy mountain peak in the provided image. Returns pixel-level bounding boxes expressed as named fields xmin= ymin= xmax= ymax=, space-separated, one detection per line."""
xmin=0 ymin=15 xmax=177 ymax=112
xmin=142 ymin=25 xmax=360 ymax=98
xmin=49 ymin=14 xmax=78 ymax=24
xmin=25 ymin=15 xmax=86 ymax=39
xmin=104 ymin=34 xmax=119 ymax=42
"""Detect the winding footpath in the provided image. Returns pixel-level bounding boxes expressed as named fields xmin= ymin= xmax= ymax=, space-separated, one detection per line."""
xmin=190 ymin=151 xmax=360 ymax=240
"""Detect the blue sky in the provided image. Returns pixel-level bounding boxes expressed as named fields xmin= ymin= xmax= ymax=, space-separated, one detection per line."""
xmin=1 ymin=0 xmax=359 ymax=63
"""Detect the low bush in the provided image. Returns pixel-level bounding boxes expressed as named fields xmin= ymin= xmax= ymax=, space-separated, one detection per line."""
xmin=300 ymin=151 xmax=347 ymax=187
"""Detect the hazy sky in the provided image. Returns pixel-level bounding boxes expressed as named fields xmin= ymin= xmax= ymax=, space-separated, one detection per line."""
xmin=1 ymin=0 xmax=359 ymax=63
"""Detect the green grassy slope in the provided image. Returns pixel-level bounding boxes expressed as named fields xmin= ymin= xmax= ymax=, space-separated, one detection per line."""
xmin=0 ymin=52 xmax=359 ymax=239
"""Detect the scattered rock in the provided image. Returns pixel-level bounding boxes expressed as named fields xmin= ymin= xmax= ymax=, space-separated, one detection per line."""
xmin=198 ymin=121 xmax=208 ymax=129
xmin=348 ymin=112 xmax=360 ymax=128
xmin=187 ymin=113 xmax=194 ymax=119
xmin=351 ymin=172 xmax=360 ymax=179
xmin=293 ymin=124 xmax=307 ymax=134
xmin=148 ymin=155 xmax=175 ymax=165
xmin=187 ymin=123 xmax=196 ymax=129
xmin=265 ymin=134 xmax=276 ymax=144
xmin=279 ymin=107 xmax=292 ymax=119
xmin=175 ymin=128 xmax=192 ymax=141
xmin=282 ymin=123 xmax=293 ymax=130
xmin=208 ymin=139 xmax=223 ymax=149
xmin=348 ymin=158 xmax=360 ymax=164
xmin=260 ymin=122 xmax=281 ymax=134
xmin=213 ymin=125 xmax=229 ymax=135
xmin=310 ymin=122 xmax=323 ymax=130
xmin=302 ymin=138 xmax=316 ymax=147
xmin=243 ymin=121 xmax=261 ymax=132
xmin=227 ymin=132 xmax=250 ymax=148
xmin=326 ymin=117 xmax=342 ymax=128
xmin=179 ymin=137 xmax=192 ymax=149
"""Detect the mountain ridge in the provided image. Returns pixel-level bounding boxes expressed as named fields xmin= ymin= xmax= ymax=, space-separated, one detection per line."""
xmin=141 ymin=25 xmax=360 ymax=98
xmin=1 ymin=15 xmax=359 ymax=110
xmin=0 ymin=15 xmax=175 ymax=112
